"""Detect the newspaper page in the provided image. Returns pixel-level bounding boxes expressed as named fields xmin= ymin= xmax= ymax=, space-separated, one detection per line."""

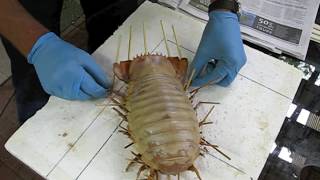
xmin=178 ymin=0 xmax=320 ymax=60
xmin=158 ymin=0 xmax=183 ymax=9
xmin=179 ymin=0 xmax=210 ymax=20
xmin=311 ymin=24 xmax=320 ymax=44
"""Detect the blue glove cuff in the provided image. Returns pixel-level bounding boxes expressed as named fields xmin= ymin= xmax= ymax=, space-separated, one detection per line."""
xmin=27 ymin=32 xmax=58 ymax=64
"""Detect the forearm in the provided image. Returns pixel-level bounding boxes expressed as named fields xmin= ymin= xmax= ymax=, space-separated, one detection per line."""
xmin=210 ymin=0 xmax=230 ymax=11
xmin=0 ymin=0 xmax=49 ymax=56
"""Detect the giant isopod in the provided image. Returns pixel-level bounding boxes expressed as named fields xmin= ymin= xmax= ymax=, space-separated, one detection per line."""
xmin=110 ymin=22 xmax=229 ymax=180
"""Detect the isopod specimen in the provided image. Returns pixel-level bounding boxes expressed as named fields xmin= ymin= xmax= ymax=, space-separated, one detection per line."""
xmin=110 ymin=22 xmax=229 ymax=180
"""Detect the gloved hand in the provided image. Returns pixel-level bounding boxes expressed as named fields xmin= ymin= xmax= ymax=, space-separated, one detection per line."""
xmin=191 ymin=11 xmax=247 ymax=87
xmin=27 ymin=32 xmax=110 ymax=100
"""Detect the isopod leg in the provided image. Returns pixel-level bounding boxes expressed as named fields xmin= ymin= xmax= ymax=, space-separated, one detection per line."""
xmin=177 ymin=173 xmax=180 ymax=180
xmin=189 ymin=79 xmax=218 ymax=95
xmin=126 ymin=152 xmax=143 ymax=172
xmin=126 ymin=157 xmax=138 ymax=172
xmin=188 ymin=165 xmax=202 ymax=180
xmin=193 ymin=101 xmax=220 ymax=111
xmin=198 ymin=105 xmax=215 ymax=127
xmin=118 ymin=129 xmax=130 ymax=137
xmin=110 ymin=83 xmax=127 ymax=98
xmin=200 ymin=138 xmax=231 ymax=160
xmin=136 ymin=165 xmax=147 ymax=180
xmin=167 ymin=175 xmax=171 ymax=180
xmin=111 ymin=97 xmax=129 ymax=113
xmin=199 ymin=121 xmax=213 ymax=127
xmin=189 ymin=90 xmax=199 ymax=101
xmin=147 ymin=169 xmax=157 ymax=180
xmin=124 ymin=142 xmax=134 ymax=149
xmin=112 ymin=107 xmax=128 ymax=122
xmin=118 ymin=123 xmax=135 ymax=145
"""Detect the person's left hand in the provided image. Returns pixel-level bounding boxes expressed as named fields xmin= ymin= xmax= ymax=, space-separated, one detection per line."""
xmin=190 ymin=11 xmax=247 ymax=87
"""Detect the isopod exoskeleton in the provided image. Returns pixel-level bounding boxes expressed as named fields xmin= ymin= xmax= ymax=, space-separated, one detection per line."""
xmin=109 ymin=22 xmax=229 ymax=180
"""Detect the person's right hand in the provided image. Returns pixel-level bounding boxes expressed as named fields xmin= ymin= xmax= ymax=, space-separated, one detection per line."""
xmin=27 ymin=32 xmax=111 ymax=100
xmin=190 ymin=11 xmax=247 ymax=87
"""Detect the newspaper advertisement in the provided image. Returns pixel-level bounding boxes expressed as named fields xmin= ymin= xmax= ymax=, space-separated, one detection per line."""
xmin=177 ymin=0 xmax=320 ymax=60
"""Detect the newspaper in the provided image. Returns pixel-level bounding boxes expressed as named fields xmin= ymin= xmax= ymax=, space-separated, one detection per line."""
xmin=158 ymin=0 xmax=182 ymax=8
xmin=160 ymin=0 xmax=320 ymax=60
xmin=312 ymin=24 xmax=320 ymax=44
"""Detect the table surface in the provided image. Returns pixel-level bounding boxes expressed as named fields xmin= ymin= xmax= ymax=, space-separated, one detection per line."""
xmin=0 ymin=39 xmax=11 ymax=85
xmin=5 ymin=1 xmax=303 ymax=180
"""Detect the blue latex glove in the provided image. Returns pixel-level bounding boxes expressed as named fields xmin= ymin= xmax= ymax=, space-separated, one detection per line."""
xmin=27 ymin=32 xmax=110 ymax=100
xmin=191 ymin=11 xmax=247 ymax=87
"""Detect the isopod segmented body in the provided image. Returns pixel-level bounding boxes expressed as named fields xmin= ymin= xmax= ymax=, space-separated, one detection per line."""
xmin=124 ymin=55 xmax=200 ymax=174
xmin=111 ymin=23 xmax=228 ymax=180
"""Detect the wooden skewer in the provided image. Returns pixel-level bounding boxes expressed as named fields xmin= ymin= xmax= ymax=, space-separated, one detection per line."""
xmin=184 ymin=69 xmax=195 ymax=90
xmin=111 ymin=35 xmax=122 ymax=94
xmin=201 ymin=138 xmax=231 ymax=160
xmin=116 ymin=35 xmax=122 ymax=63
xmin=194 ymin=101 xmax=220 ymax=110
xmin=111 ymin=35 xmax=121 ymax=93
xmin=143 ymin=23 xmax=148 ymax=54
xmin=189 ymin=78 xmax=217 ymax=94
xmin=172 ymin=25 xmax=182 ymax=58
xmin=160 ymin=20 xmax=171 ymax=56
xmin=199 ymin=105 xmax=215 ymax=125
xmin=128 ymin=25 xmax=132 ymax=60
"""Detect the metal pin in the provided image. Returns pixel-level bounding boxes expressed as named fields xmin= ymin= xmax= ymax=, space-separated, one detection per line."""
xmin=160 ymin=20 xmax=171 ymax=56
xmin=128 ymin=25 xmax=132 ymax=60
xmin=143 ymin=23 xmax=148 ymax=54
xmin=172 ymin=25 xmax=182 ymax=58
xmin=116 ymin=35 xmax=122 ymax=63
